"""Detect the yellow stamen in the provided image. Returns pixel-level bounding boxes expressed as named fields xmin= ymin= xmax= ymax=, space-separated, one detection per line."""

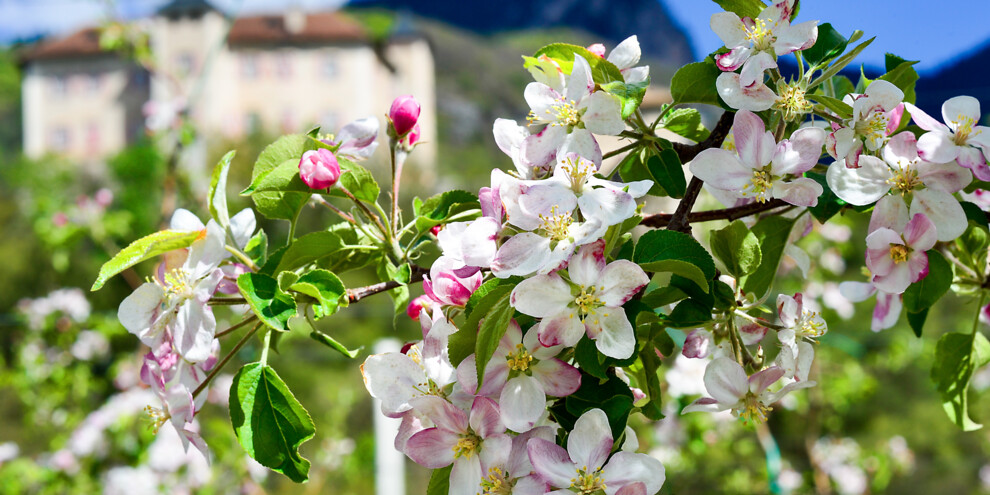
xmin=886 ymin=165 xmax=921 ymax=194
xmin=773 ymin=84 xmax=813 ymax=121
xmin=889 ymin=244 xmax=909 ymax=264
xmin=506 ymin=344 xmax=534 ymax=372
xmin=538 ymin=206 xmax=573 ymax=242
xmin=452 ymin=434 xmax=480 ymax=459
xmin=570 ymin=465 xmax=608 ymax=494
xmin=738 ymin=393 xmax=772 ymax=424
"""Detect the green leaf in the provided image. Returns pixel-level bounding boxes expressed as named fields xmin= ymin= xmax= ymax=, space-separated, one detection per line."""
xmin=330 ymin=157 xmax=380 ymax=203
xmin=806 ymin=172 xmax=845 ymax=223
xmin=880 ymin=54 xmax=920 ymax=104
xmin=247 ymin=134 xmax=314 ymax=221
xmin=906 ymin=308 xmax=927 ymax=338
xmin=527 ymin=43 xmax=625 ymax=83
xmin=451 ymin=278 xmax=520 ymax=367
xmin=903 ymin=251 xmax=951 ymax=312
xmin=810 ymin=37 xmax=876 ymax=89
xmin=91 ymin=229 xmax=203 ymax=291
xmin=562 ymin=371 xmax=635 ymax=441
xmin=802 ymin=23 xmax=848 ymax=67
xmin=209 ymin=150 xmax=236 ymax=228
xmin=244 ymin=230 xmax=269 ymax=267
xmin=961 ymin=201 xmax=990 ymax=230
xmin=244 ymin=158 xmax=312 ymax=195
xmin=230 ymin=363 xmax=316 ymax=482
xmin=290 ymin=269 xmax=347 ymax=319
xmin=637 ymin=325 xmax=665 ymax=420
xmin=807 ymin=93 xmax=853 ymax=119
xmin=931 ymin=332 xmax=990 ymax=430
xmin=574 ymin=337 xmax=609 ymax=380
xmin=601 ymin=80 xmax=649 ymax=119
xmin=641 ymin=285 xmax=688 ymax=308
xmin=237 ymin=273 xmax=297 ymax=331
xmin=415 ymin=190 xmax=479 ymax=231
xmin=309 ymin=330 xmax=361 ymax=358
xmin=662 ymin=108 xmax=710 ymax=142
xmin=617 ymin=147 xmax=664 ymax=196
xmin=741 ymin=215 xmax=796 ymax=300
xmin=646 ymin=149 xmax=687 ymax=199
xmin=666 ymin=298 xmax=713 ymax=328
xmin=710 ymin=220 xmax=762 ymax=278
xmin=426 ymin=466 xmax=453 ymax=495
xmin=273 ymin=231 xmax=346 ymax=273
xmin=319 ymin=222 xmax=382 ymax=274
xmin=634 ymin=230 xmax=716 ymax=293
xmin=475 ymin=289 xmax=515 ymax=388
xmin=711 ymin=0 xmax=766 ymax=19
xmin=670 ymin=60 xmax=723 ymax=106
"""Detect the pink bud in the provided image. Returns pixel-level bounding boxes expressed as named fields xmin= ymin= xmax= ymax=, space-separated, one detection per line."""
xmin=406 ymin=295 xmax=434 ymax=320
xmin=404 ymin=123 xmax=421 ymax=146
xmin=298 ymin=148 xmax=341 ymax=189
xmin=430 ymin=224 xmax=443 ymax=236
xmin=53 ymin=212 xmax=68 ymax=227
xmin=587 ymin=43 xmax=606 ymax=58
xmin=682 ymin=329 xmax=712 ymax=359
xmin=389 ymin=95 xmax=420 ymax=136
xmin=94 ymin=188 xmax=114 ymax=208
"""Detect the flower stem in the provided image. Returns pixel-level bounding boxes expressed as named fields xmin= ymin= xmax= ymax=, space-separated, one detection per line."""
xmin=192 ymin=322 xmax=261 ymax=399
xmin=216 ymin=315 xmax=258 ymax=338
xmin=260 ymin=328 xmax=272 ymax=366
xmin=224 ymin=245 xmax=259 ymax=272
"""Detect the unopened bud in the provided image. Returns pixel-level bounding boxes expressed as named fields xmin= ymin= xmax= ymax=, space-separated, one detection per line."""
xmin=682 ymin=329 xmax=713 ymax=359
xmin=587 ymin=43 xmax=606 ymax=58
xmin=389 ymin=95 xmax=420 ymax=137
xmin=298 ymin=148 xmax=341 ymax=189
xmin=406 ymin=295 xmax=434 ymax=320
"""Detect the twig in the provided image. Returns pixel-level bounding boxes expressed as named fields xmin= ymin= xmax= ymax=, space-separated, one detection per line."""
xmin=192 ymin=322 xmax=261 ymax=399
xmin=215 ymin=315 xmax=258 ymax=338
xmin=641 ymin=199 xmax=788 ymax=228
xmin=346 ymin=264 xmax=428 ymax=303
xmin=664 ymin=112 xmax=736 ymax=233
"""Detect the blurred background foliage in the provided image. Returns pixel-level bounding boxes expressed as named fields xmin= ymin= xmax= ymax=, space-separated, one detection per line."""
xmin=0 ymin=5 xmax=989 ymax=494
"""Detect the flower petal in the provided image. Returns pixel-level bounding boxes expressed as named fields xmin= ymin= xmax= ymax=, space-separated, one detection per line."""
xmin=869 ymin=194 xmax=909 ymax=233
xmin=511 ymin=273 xmax=573 ymax=317
xmin=600 ymin=452 xmax=666 ymax=495
xmin=916 ymin=130 xmax=960 ymax=164
xmin=904 ymin=102 xmax=950 ymax=133
xmin=704 ymin=357 xmax=748 ymax=404
xmin=538 ymin=312 xmax=585 ymax=348
xmin=942 ymin=95 xmax=982 ymax=133
xmin=825 ymin=156 xmax=891 ymax=205
xmin=405 ymin=428 xmax=459 ymax=468
xmin=903 ymin=213 xmax=937 ymax=251
xmin=592 ymin=311 xmax=636 ymax=359
xmin=772 ymin=127 xmax=825 ymax=176
xmin=910 ymin=189 xmax=965 ymax=242
xmin=499 ymin=375 xmax=545 ymax=433
xmin=772 ymin=177 xmax=823 ymax=207
xmin=581 ymin=91 xmax=625 ymax=135
xmin=716 ymin=72 xmax=776 ymax=112
xmin=568 ymin=408 xmax=613 ymax=470
xmin=599 ymin=260 xmax=650 ymax=307
xmin=528 ymin=437 xmax=576 ymax=488
xmin=607 ymin=36 xmax=641 ymax=69
xmin=491 ymin=233 xmax=552 ymax=278
xmin=532 ymin=358 xmax=582 ymax=397
xmin=689 ymin=148 xmax=755 ymax=191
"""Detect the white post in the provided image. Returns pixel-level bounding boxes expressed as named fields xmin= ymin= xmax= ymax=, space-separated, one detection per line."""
xmin=373 ymin=338 xmax=405 ymax=495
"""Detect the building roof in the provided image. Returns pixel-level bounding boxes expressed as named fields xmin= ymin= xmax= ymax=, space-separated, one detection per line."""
xmin=157 ymin=0 xmax=217 ymax=18
xmin=227 ymin=12 xmax=368 ymax=45
xmin=21 ymin=28 xmax=108 ymax=62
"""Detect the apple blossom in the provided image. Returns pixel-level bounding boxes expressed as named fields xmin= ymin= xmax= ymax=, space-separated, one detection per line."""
xmin=865 ymin=213 xmax=937 ymax=294
xmin=323 ymin=116 xmax=379 ymax=161
xmin=690 ymin=110 xmax=825 ymax=206
xmin=838 ymin=281 xmax=902 ymax=332
xmin=825 ymin=80 xmax=904 ymax=168
xmin=904 ymin=96 xmax=990 ymax=180
xmin=298 ymin=148 xmax=341 ymax=190
xmin=476 ymin=426 xmax=554 ymax=495
xmin=716 ymin=51 xmax=779 ymax=111
xmin=776 ymin=293 xmax=827 ymax=349
xmin=682 ymin=357 xmax=815 ymax=423
xmin=423 ymin=256 xmax=483 ymax=307
xmin=604 ymin=35 xmax=649 ymax=84
xmin=710 ymin=0 xmax=817 ymax=72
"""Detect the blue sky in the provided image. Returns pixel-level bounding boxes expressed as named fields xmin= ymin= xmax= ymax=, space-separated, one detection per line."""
xmin=3 ymin=0 xmax=989 ymax=73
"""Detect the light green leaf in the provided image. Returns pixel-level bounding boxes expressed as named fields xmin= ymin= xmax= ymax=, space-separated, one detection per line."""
xmin=450 ymin=278 xmax=519 ymax=367
xmin=243 ymin=158 xmax=312 ymax=195
xmin=711 ymin=0 xmax=766 ymax=19
xmin=710 ymin=220 xmax=762 ymax=278
xmin=247 ymin=134 xmax=314 ymax=221
xmin=329 ymin=157 xmax=380 ymax=203
xmin=426 ymin=466 xmax=453 ymax=495
xmin=91 ymin=229 xmax=203 ymax=291
xmin=810 ymin=37 xmax=876 ymax=88
xmin=670 ymin=61 xmax=722 ymax=106
xmin=527 ymin=43 xmax=625 ymax=83
xmin=273 ymin=231 xmax=346 ymax=273
xmin=229 ymin=363 xmax=316 ymax=482
xmin=209 ymin=150 xmax=236 ymax=228
xmin=802 ymin=23 xmax=848 ymax=67
xmin=807 ymin=93 xmax=853 ymax=118
xmin=601 ymin=80 xmax=649 ymax=119
xmin=237 ymin=273 xmax=297 ymax=332
xmin=634 ymin=230 xmax=716 ymax=293
xmin=662 ymin=108 xmax=711 ymax=142
xmin=290 ymin=269 xmax=347 ymax=319
xmin=741 ymin=216 xmax=796 ymax=300
xmin=932 ymin=332 xmax=990 ymax=430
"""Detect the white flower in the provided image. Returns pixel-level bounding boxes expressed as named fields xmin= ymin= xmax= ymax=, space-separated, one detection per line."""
xmin=682 ymin=357 xmax=815 ymax=423
xmin=906 ymin=96 xmax=990 ymax=181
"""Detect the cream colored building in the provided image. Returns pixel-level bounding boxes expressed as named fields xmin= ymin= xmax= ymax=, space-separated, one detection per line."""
xmin=21 ymin=0 xmax=436 ymax=174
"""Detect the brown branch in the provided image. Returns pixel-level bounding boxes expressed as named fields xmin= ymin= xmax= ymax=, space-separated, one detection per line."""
xmin=346 ymin=264 xmax=429 ymax=303
xmin=663 ymin=111 xmax=736 ymax=233
xmin=641 ymin=199 xmax=789 ymax=228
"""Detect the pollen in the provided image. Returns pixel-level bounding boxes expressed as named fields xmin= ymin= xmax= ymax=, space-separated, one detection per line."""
xmin=548 ymin=97 xmax=582 ymax=128
xmin=889 ymin=244 xmax=910 ymax=264
xmin=773 ymin=84 xmax=813 ymax=121
xmin=452 ymin=434 xmax=480 ymax=459
xmin=951 ymin=113 xmax=977 ymax=145
xmin=574 ymin=285 xmax=605 ymax=316
xmin=570 ymin=466 xmax=607 ymax=494
xmin=480 ymin=467 xmax=512 ymax=495
xmin=798 ymin=311 xmax=828 ymax=339
xmin=855 ymin=111 xmax=890 ymax=146
xmin=538 ymin=205 xmax=574 ymax=242
xmin=738 ymin=393 xmax=772 ymax=424
xmin=744 ymin=17 xmax=777 ymax=51
xmin=506 ymin=344 xmax=534 ymax=372
xmin=561 ymin=155 xmax=595 ymax=192
xmin=886 ymin=165 xmax=921 ymax=194
xmin=744 ymin=168 xmax=775 ymax=203
xmin=144 ymin=405 xmax=170 ymax=434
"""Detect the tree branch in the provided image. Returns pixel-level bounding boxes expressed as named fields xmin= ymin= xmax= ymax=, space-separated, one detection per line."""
xmin=346 ymin=264 xmax=429 ymax=303
xmin=663 ymin=111 xmax=736 ymax=233
xmin=641 ymin=199 xmax=789 ymax=228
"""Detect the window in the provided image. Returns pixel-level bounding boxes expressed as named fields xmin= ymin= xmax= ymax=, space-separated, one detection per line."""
xmin=240 ymin=53 xmax=258 ymax=79
xmin=51 ymin=127 xmax=70 ymax=151
xmin=322 ymin=53 xmax=338 ymax=79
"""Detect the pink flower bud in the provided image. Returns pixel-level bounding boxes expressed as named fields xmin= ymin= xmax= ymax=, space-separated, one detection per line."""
xmin=587 ymin=43 xmax=606 ymax=58
xmin=298 ymin=148 xmax=341 ymax=189
xmin=404 ymin=123 xmax=422 ymax=146
xmin=53 ymin=212 xmax=68 ymax=227
xmin=94 ymin=188 xmax=114 ymax=208
xmin=406 ymin=295 xmax=434 ymax=320
xmin=389 ymin=95 xmax=420 ymax=136
xmin=430 ymin=224 xmax=443 ymax=236
xmin=682 ymin=329 xmax=713 ymax=359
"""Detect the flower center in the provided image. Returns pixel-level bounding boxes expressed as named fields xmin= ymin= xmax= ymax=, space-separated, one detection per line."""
xmin=745 ymin=168 xmax=775 ymax=203
xmin=529 ymin=97 xmax=581 ymax=128
xmin=773 ymin=84 xmax=813 ymax=121
xmin=159 ymin=268 xmax=194 ymax=300
xmin=539 ymin=205 xmax=574 ymax=242
xmin=452 ymin=434 xmax=481 ymax=459
xmin=506 ymin=343 xmax=534 ymax=372
xmin=745 ymin=17 xmax=777 ymax=51
xmin=951 ymin=114 xmax=977 ymax=145
xmin=886 ymin=165 xmax=921 ymax=194
xmin=480 ymin=467 xmax=513 ymax=495
xmin=144 ymin=405 xmax=170 ymax=434
xmin=561 ymin=155 xmax=595 ymax=192
xmin=797 ymin=310 xmax=828 ymax=339
xmin=739 ymin=392 xmax=772 ymax=424
xmin=855 ymin=111 xmax=890 ymax=147
xmin=574 ymin=285 xmax=605 ymax=316
xmin=889 ymin=244 xmax=910 ymax=264
xmin=570 ymin=466 xmax=607 ymax=494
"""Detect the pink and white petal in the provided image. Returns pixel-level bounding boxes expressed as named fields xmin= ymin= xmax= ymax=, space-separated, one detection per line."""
xmin=524 ymin=82 xmax=562 ymax=117
xmin=704 ymin=357 xmax=748 ymax=404
xmin=776 ymin=293 xmax=800 ymax=328
xmin=916 ymin=160 xmax=973 ymax=194
xmin=532 ymin=358 xmax=582 ymax=397
xmin=864 ymin=80 xmax=904 ymax=113
xmin=772 ymin=127 xmax=825 ymax=176
xmin=614 ymin=482 xmax=649 ymax=495
xmin=865 ymin=228 xmax=903 ymax=276
xmin=511 ymin=273 xmax=573 ymax=317
xmin=873 ymin=263 xmax=912 ymax=294
xmin=681 ymin=397 xmax=728 ymax=414
xmin=689 ymin=148 xmax=756 ymax=191
xmin=957 ymin=146 xmax=990 ymax=181
xmin=904 ymin=102 xmax=950 ymax=133
xmin=869 ymin=195 xmax=909 ymax=234
xmin=566 ymin=55 xmax=595 ymax=104
xmin=715 ymin=46 xmax=753 ymax=71
xmin=621 ymin=66 xmax=650 ymax=84
xmin=514 ymin=475 xmax=552 ymax=495
xmin=593 ymin=312 xmax=636 ymax=359
xmin=229 ymin=209 xmax=257 ymax=248
xmin=825 ymin=155 xmax=891 ymax=205
xmin=600 ymin=260 xmax=650 ymax=306
xmin=838 ymin=281 xmax=877 ymax=303
xmin=493 ymin=118 xmax=527 ymax=157
xmin=716 ymin=73 xmax=776 ymax=111
xmin=581 ymin=91 xmax=625 ymax=136
xmin=521 ymin=125 xmax=567 ymax=172
xmin=916 ymin=131 xmax=960 ymax=163
xmin=395 ymin=412 xmax=426 ymax=454
xmin=538 ymin=312 xmax=586 ymax=348
xmin=461 ymin=217 xmax=501 ymax=267
xmin=528 ymin=438 xmax=577 ymax=488
xmin=772 ymin=177 xmax=823 ymax=207
xmin=710 ymin=12 xmax=748 ymax=48
xmin=456 ymin=354 xmax=508 ymax=397
xmin=468 ymin=396 xmax=504 ymax=438
xmin=942 ymin=95 xmax=982 ymax=133
xmin=173 ymin=303 xmax=216 ymax=364
xmin=607 ymin=35 xmax=641 ymax=69
xmin=407 ymin=396 xmax=468 ymax=434
xmin=568 ymin=408 xmax=613 ymax=470
xmin=478 ymin=434 xmax=512 ymax=475
xmin=902 ymin=212 xmax=938 ymax=251
xmin=560 ymin=128 xmax=604 ymax=167
xmin=739 ymin=52 xmax=777 ymax=88
xmin=118 ymin=283 xmax=164 ymax=339
xmin=600 ymin=452 xmax=666 ymax=495
xmin=748 ymin=366 xmax=786 ymax=395
xmin=731 ymin=110 xmax=771 ymax=168
xmin=491 ymin=233 xmax=552 ymax=278
xmin=569 ymin=239 xmax=607 ymax=287
xmin=518 ymin=184 xmax=578 ymax=225
xmin=910 ymin=189 xmax=965 ymax=242
xmin=361 ymin=353 xmax=426 ymax=417
xmin=774 ymin=20 xmax=818 ymax=55
xmin=872 ymin=291 xmax=902 ymax=331
xmin=405 ymin=428 xmax=459 ymax=468
xmin=578 ymin=187 xmax=638 ymax=228
xmin=968 ymin=127 xmax=990 ymax=150
xmin=882 ymin=132 xmax=920 ymax=166
xmin=500 ymin=375 xmax=546 ymax=433
xmin=908 ymin=250 xmax=930 ymax=284
xmin=449 ymin=456 xmax=483 ymax=495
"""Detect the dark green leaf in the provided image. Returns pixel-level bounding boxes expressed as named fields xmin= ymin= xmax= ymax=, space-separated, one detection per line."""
xmin=634 ymin=230 xmax=716 ymax=293
xmin=931 ymin=332 xmax=990 ymax=430
xmin=806 ymin=172 xmax=844 ymax=223
xmin=741 ymin=216 xmax=797 ymax=300
xmin=640 ymin=285 xmax=688 ymax=308
xmin=666 ymin=298 xmax=713 ymax=328
xmin=426 ymin=466 xmax=452 ymax=495
xmin=671 ymin=60 xmax=723 ymax=106
xmin=92 ymin=229 xmax=203 ymax=291
xmin=646 ymin=149 xmax=687 ymax=199
xmin=662 ymin=108 xmax=710 ymax=142
xmin=329 ymin=157 xmax=380 ymax=203
xmin=903 ymin=251 xmax=951 ymax=312
xmin=617 ymin=147 xmax=664 ymax=196
xmin=906 ymin=308 xmax=927 ymax=338
xmin=575 ymin=337 xmax=609 ymax=380
xmin=450 ymin=280 xmax=517 ymax=368
xmin=802 ymin=23 xmax=848 ymax=67
xmin=961 ymin=201 xmax=990 ymax=229
xmin=415 ymin=190 xmax=479 ymax=231
xmin=601 ymin=80 xmax=649 ymax=119
xmin=230 ymin=363 xmax=316 ymax=482
xmin=879 ymin=56 xmax=919 ymax=104
xmin=637 ymin=327 xmax=665 ymax=420
xmin=710 ymin=220 xmax=762 ymax=278
xmin=563 ymin=371 xmax=635 ymax=441
xmin=711 ymin=0 xmax=766 ymax=19
xmin=475 ymin=290 xmax=515 ymax=387
xmin=237 ymin=273 xmax=297 ymax=331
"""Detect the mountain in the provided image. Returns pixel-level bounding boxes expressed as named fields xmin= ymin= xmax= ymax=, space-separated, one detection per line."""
xmin=348 ymin=0 xmax=694 ymax=67
xmin=915 ymin=39 xmax=990 ymax=117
